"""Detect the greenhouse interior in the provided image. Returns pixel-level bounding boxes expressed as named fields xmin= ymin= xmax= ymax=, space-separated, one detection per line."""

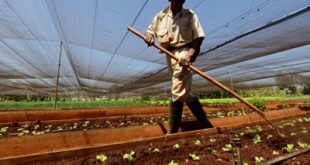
xmin=0 ymin=0 xmax=309 ymax=164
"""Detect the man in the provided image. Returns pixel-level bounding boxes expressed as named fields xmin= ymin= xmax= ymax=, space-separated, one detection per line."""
xmin=144 ymin=0 xmax=213 ymax=134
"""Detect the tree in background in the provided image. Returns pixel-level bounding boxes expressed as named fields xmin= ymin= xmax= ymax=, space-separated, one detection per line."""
xmin=302 ymin=84 xmax=310 ymax=95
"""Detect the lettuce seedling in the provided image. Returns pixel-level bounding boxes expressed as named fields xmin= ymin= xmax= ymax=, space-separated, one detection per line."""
xmin=153 ymin=148 xmax=160 ymax=153
xmin=304 ymin=117 xmax=310 ymax=122
xmin=282 ymin=144 xmax=294 ymax=153
xmin=297 ymin=142 xmax=309 ymax=149
xmin=96 ymin=154 xmax=107 ymax=162
xmin=301 ymin=127 xmax=308 ymax=134
xmin=272 ymin=151 xmax=279 ymax=155
xmin=255 ymin=125 xmax=263 ymax=132
xmin=168 ymin=160 xmax=178 ymax=165
xmin=208 ymin=147 xmax=217 ymax=154
xmin=194 ymin=139 xmax=202 ymax=146
xmin=189 ymin=153 xmax=200 ymax=161
xmin=73 ymin=122 xmax=78 ymax=129
xmin=267 ymin=134 xmax=273 ymax=139
xmin=123 ymin=151 xmax=135 ymax=160
xmin=0 ymin=127 xmax=9 ymax=133
xmin=34 ymin=124 xmax=40 ymax=130
xmin=216 ymin=111 xmax=224 ymax=118
xmin=252 ymin=134 xmax=262 ymax=144
xmin=173 ymin=144 xmax=180 ymax=150
xmin=209 ymin=138 xmax=216 ymax=142
xmin=82 ymin=121 xmax=90 ymax=127
xmin=254 ymin=156 xmax=264 ymax=163
xmin=245 ymin=127 xmax=256 ymax=133
xmin=227 ymin=111 xmax=235 ymax=117
xmin=222 ymin=144 xmax=233 ymax=152
xmin=45 ymin=124 xmax=53 ymax=129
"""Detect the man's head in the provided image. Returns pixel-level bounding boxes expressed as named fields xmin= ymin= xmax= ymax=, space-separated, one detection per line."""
xmin=168 ymin=0 xmax=185 ymax=5
xmin=169 ymin=0 xmax=185 ymax=11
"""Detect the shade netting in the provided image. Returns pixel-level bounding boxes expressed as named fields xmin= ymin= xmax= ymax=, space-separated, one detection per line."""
xmin=0 ymin=0 xmax=309 ymax=96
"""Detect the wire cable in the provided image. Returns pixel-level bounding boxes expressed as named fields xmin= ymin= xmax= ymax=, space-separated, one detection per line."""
xmin=94 ymin=0 xmax=149 ymax=88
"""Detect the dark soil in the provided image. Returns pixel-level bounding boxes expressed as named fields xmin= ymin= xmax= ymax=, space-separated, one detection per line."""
xmin=30 ymin=115 xmax=310 ymax=165
xmin=1 ymin=100 xmax=305 ymax=139
xmin=0 ymin=107 xmax=292 ymax=139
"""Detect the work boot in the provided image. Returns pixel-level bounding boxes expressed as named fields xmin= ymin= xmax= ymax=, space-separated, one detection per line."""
xmin=168 ymin=101 xmax=183 ymax=134
xmin=186 ymin=97 xmax=213 ymax=129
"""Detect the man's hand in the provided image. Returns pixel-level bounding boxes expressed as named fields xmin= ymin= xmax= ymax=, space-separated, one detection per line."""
xmin=144 ymin=33 xmax=154 ymax=46
xmin=179 ymin=48 xmax=195 ymax=66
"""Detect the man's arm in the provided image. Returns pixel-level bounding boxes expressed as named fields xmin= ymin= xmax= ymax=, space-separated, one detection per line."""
xmin=179 ymin=37 xmax=204 ymax=66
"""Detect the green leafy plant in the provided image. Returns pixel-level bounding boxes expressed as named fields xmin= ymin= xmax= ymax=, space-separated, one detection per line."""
xmin=297 ymin=142 xmax=309 ymax=149
xmin=301 ymin=127 xmax=308 ymax=134
xmin=252 ymin=134 xmax=262 ymax=144
xmin=189 ymin=153 xmax=200 ymax=161
xmin=254 ymin=156 xmax=264 ymax=163
xmin=272 ymin=151 xmax=279 ymax=155
xmin=279 ymin=122 xmax=295 ymax=128
xmin=123 ymin=151 xmax=135 ymax=160
xmin=304 ymin=117 xmax=310 ymax=122
xmin=73 ymin=122 xmax=78 ymax=129
xmin=267 ymin=134 xmax=273 ymax=139
xmin=250 ymin=97 xmax=266 ymax=109
xmin=282 ymin=144 xmax=294 ymax=153
xmin=82 ymin=121 xmax=90 ymax=127
xmin=96 ymin=154 xmax=107 ymax=162
xmin=216 ymin=111 xmax=224 ymax=118
xmin=34 ymin=124 xmax=40 ymax=130
xmin=239 ymin=132 xmax=245 ymax=136
xmin=22 ymin=124 xmax=29 ymax=128
xmin=173 ymin=144 xmax=180 ymax=150
xmin=194 ymin=139 xmax=202 ymax=146
xmin=168 ymin=160 xmax=178 ymax=165
xmin=209 ymin=138 xmax=216 ymax=142
xmin=32 ymin=130 xmax=45 ymax=135
xmin=153 ymin=148 xmax=160 ymax=152
xmin=255 ymin=125 xmax=263 ymax=132
xmin=207 ymin=147 xmax=217 ymax=154
xmin=297 ymin=118 xmax=303 ymax=123
xmin=0 ymin=127 xmax=9 ymax=133
xmin=222 ymin=144 xmax=233 ymax=152
xmin=245 ymin=127 xmax=256 ymax=133
xmin=227 ymin=111 xmax=235 ymax=117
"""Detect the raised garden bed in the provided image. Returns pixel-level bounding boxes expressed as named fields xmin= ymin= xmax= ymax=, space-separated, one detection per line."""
xmin=0 ymin=108 xmax=308 ymax=165
xmin=1 ymin=100 xmax=307 ymax=139
xmin=0 ymin=106 xmax=302 ymax=139
xmin=28 ymin=115 xmax=310 ymax=165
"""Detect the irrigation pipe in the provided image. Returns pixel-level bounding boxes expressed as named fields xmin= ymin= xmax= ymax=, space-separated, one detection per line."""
xmin=128 ymin=26 xmax=281 ymax=135
xmin=262 ymin=147 xmax=310 ymax=165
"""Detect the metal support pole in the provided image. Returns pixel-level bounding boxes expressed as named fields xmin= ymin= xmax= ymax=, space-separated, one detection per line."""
xmin=54 ymin=41 xmax=63 ymax=109
xmin=230 ymin=132 xmax=243 ymax=165
xmin=229 ymin=68 xmax=234 ymax=91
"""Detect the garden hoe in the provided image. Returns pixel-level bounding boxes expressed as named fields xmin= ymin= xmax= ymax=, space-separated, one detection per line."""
xmin=128 ymin=26 xmax=282 ymax=137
